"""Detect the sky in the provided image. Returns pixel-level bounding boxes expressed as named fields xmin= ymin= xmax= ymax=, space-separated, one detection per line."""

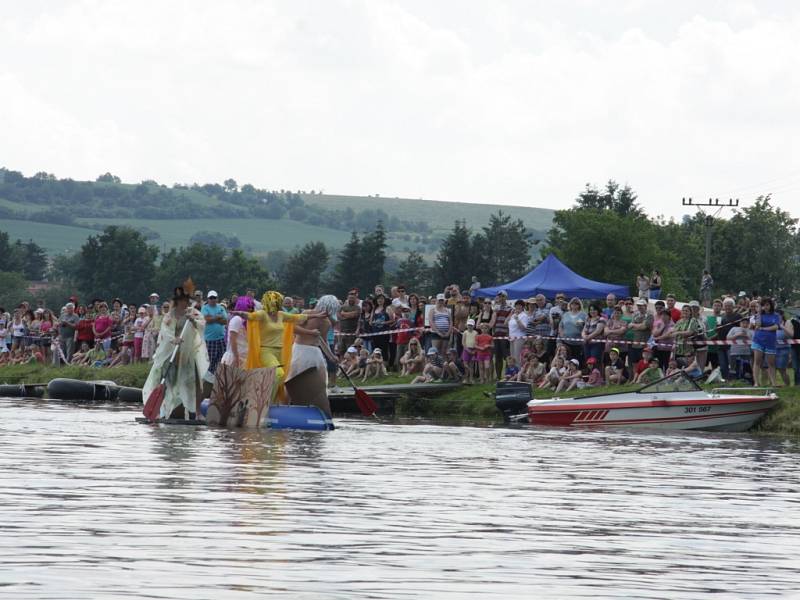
xmin=1 ymin=0 xmax=799 ymax=220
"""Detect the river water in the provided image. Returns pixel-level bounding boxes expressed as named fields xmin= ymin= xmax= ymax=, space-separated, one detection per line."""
xmin=0 ymin=397 xmax=798 ymax=599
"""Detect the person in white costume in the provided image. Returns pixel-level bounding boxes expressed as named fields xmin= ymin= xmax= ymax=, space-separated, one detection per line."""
xmin=142 ymin=283 xmax=209 ymax=419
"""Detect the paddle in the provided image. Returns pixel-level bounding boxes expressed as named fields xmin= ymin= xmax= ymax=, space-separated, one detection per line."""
xmin=143 ymin=320 xmax=192 ymax=421
xmin=318 ymin=337 xmax=379 ymax=419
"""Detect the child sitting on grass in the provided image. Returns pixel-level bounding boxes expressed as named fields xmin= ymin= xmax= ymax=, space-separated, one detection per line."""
xmin=636 ymin=357 xmax=664 ymax=384
xmin=341 ymin=346 xmax=359 ymax=377
xmin=578 ymin=356 xmax=604 ymax=388
xmin=362 ymin=348 xmax=387 ymax=381
xmin=442 ymin=348 xmax=465 ymax=382
xmin=539 ymin=356 xmax=565 ymax=390
xmin=555 ymin=358 xmax=582 ymax=393
xmin=412 ymin=348 xmax=444 ymax=384
xmin=70 ymin=342 xmax=91 ymax=365
xmin=503 ymin=356 xmax=520 ymax=381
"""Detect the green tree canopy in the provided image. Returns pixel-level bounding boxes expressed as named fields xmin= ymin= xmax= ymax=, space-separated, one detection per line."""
xmin=395 ymin=250 xmax=432 ymax=295
xmin=281 ymin=242 xmax=330 ymax=299
xmin=76 ymin=226 xmax=158 ymax=301
xmin=434 ymin=220 xmax=473 ymax=289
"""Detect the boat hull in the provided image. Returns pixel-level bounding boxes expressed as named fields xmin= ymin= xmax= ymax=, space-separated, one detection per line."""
xmin=528 ymin=395 xmax=778 ymax=432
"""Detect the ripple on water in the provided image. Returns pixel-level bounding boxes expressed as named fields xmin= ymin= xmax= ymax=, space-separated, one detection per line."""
xmin=0 ymin=397 xmax=799 ymax=599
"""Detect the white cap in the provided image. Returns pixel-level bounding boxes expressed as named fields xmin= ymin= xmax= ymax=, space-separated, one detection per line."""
xmin=467 ymin=319 xmax=476 ymax=326
xmin=570 ymin=358 xmax=580 ymax=366
xmin=149 ymin=292 xmax=159 ymax=298
xmin=688 ymin=300 xmax=700 ymax=307
xmin=427 ymin=347 xmax=438 ymax=355
xmin=346 ymin=346 xmax=357 ymax=353
xmin=635 ymin=298 xmax=647 ymax=306
xmin=436 ymin=293 xmax=446 ymax=301
xmin=207 ymin=290 xmax=218 ymax=298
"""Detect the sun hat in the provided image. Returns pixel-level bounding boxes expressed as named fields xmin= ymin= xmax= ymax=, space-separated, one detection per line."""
xmin=570 ymin=358 xmax=579 ymax=366
xmin=346 ymin=346 xmax=357 ymax=354
xmin=427 ymin=347 xmax=438 ymax=355
xmin=372 ymin=348 xmax=382 ymax=354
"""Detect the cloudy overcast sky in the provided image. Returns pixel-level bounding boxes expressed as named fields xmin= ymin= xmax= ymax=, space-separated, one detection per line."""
xmin=1 ymin=0 xmax=799 ymax=219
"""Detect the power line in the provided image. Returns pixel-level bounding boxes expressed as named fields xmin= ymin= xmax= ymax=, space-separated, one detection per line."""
xmin=680 ymin=197 xmax=739 ymax=275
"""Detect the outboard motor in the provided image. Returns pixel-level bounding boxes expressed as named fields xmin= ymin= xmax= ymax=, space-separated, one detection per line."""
xmin=494 ymin=381 xmax=533 ymax=423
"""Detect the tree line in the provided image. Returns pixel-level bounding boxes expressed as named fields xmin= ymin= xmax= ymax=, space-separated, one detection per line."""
xmin=0 ymin=168 xmax=431 ymax=235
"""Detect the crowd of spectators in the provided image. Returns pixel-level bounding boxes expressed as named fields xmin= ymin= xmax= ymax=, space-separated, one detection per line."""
xmin=1 ymin=279 xmax=798 ymax=392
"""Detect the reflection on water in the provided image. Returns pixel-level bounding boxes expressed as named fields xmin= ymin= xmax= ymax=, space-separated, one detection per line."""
xmin=0 ymin=397 xmax=799 ymax=599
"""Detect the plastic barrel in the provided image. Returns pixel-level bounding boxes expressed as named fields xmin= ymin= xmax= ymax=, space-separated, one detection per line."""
xmin=265 ymin=405 xmax=334 ymax=431
xmin=0 ymin=384 xmax=45 ymax=398
xmin=116 ymin=386 xmax=143 ymax=403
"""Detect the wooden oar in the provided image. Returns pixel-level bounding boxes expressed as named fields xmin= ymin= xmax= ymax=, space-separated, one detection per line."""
xmin=143 ymin=320 xmax=192 ymax=421
xmin=318 ymin=338 xmax=379 ymax=419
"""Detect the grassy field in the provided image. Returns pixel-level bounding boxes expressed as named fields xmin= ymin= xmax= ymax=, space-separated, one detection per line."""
xmin=303 ymin=193 xmax=555 ymax=233
xmin=0 ymin=219 xmax=100 ymax=253
xmin=75 ymin=217 xmax=353 ymax=254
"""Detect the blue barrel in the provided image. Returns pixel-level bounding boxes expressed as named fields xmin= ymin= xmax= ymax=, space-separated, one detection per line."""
xmin=265 ymin=405 xmax=334 ymax=431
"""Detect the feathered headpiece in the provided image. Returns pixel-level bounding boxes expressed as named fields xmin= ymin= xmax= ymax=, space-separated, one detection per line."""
xmin=262 ymin=290 xmax=283 ymax=313
xmin=172 ymin=278 xmax=195 ymax=303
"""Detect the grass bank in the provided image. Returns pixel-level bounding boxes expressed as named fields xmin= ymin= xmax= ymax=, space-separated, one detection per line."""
xmin=0 ymin=362 xmax=151 ymax=388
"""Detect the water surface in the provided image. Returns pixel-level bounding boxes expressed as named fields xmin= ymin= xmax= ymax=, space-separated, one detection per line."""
xmin=1 ymin=398 xmax=798 ymax=598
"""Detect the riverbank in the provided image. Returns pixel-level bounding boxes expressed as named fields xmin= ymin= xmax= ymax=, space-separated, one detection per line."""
xmin=0 ymin=362 xmax=151 ymax=388
xmin=3 ymin=364 xmax=799 ymax=435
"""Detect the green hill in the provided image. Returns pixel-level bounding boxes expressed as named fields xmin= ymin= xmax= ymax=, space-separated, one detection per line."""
xmin=0 ymin=169 xmax=554 ymax=256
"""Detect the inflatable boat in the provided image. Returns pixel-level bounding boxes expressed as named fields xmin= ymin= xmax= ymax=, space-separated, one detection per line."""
xmin=47 ymin=378 xmax=120 ymax=402
xmin=0 ymin=383 xmax=46 ymax=398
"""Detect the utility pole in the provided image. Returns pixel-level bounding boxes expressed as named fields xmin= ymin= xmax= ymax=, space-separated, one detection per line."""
xmin=681 ymin=197 xmax=739 ymax=273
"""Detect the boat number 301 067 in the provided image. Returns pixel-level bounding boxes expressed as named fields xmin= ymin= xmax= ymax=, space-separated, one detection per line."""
xmin=684 ymin=406 xmax=711 ymax=414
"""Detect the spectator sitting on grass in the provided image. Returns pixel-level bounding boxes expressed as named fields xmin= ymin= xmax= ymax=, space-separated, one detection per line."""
xmin=503 ymin=356 xmax=521 ymax=381
xmin=636 ymin=357 xmax=664 ymax=384
xmin=580 ymin=356 xmax=604 ymax=389
xmin=556 ymin=358 xmax=582 ymax=392
xmin=400 ymin=337 xmax=424 ymax=376
xmin=442 ymin=348 xmax=465 ymax=382
xmin=412 ymin=347 xmax=444 ymax=383
xmin=82 ymin=341 xmax=107 ymax=367
xmin=539 ymin=356 xmax=565 ymax=390
xmin=70 ymin=342 xmax=91 ymax=365
xmin=341 ymin=346 xmax=359 ymax=377
xmin=605 ymin=348 xmax=628 ymax=385
xmin=665 ymin=358 xmax=681 ymax=377
xmin=362 ymin=348 xmax=387 ymax=381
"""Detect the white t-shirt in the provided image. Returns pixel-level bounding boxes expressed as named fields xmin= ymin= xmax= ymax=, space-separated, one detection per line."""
xmin=221 ymin=315 xmax=248 ymax=367
xmin=508 ymin=311 xmax=530 ymax=339
xmin=133 ymin=317 xmax=145 ymax=339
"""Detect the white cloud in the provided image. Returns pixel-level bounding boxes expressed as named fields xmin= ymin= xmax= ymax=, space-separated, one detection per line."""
xmin=1 ymin=0 xmax=799 ymax=219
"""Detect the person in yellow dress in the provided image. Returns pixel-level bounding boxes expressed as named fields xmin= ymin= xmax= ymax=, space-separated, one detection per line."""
xmin=237 ymin=291 xmax=322 ymax=401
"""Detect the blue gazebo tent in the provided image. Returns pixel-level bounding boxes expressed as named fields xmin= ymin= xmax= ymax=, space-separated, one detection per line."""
xmin=472 ymin=254 xmax=630 ymax=300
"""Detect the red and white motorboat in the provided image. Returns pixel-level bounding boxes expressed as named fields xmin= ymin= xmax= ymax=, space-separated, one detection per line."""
xmin=527 ymin=371 xmax=778 ymax=432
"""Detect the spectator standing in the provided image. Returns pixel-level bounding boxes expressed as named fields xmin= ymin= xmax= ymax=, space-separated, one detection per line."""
xmin=689 ymin=301 xmax=708 ymax=371
xmin=602 ymin=294 xmax=617 ymax=319
xmin=529 ymin=294 xmax=551 ymax=339
xmin=559 ymin=297 xmax=587 ymax=363
xmin=202 ymin=290 xmax=228 ymax=374
xmin=338 ymin=289 xmax=361 ymax=355
xmin=370 ymin=294 xmax=393 ymax=362
xmin=394 ymin=304 xmax=413 ymax=371
xmin=58 ymin=303 xmax=80 ymax=363
xmin=651 ymin=305 xmax=674 ymax=370
xmin=133 ymin=307 xmax=147 ymax=362
xmin=786 ymin=312 xmax=800 ymax=386
xmin=705 ymin=299 xmax=723 ymax=369
xmin=716 ymin=298 xmax=739 ymax=379
xmin=649 ymin=270 xmax=662 ymax=300
xmin=628 ymin=298 xmax=654 ymax=365
xmin=581 ymin=303 xmax=607 ymax=364
xmin=636 ymin=271 xmax=650 ymax=299
xmin=489 ymin=291 xmax=512 ymax=380
xmin=430 ymin=293 xmax=452 ymax=356
xmin=665 ymin=294 xmax=681 ymax=323
xmin=282 ymin=296 xmax=298 ymax=314
xmin=93 ymin=303 xmax=113 ymax=352
xmin=452 ymin=293 xmax=471 ymax=356
xmin=727 ymin=318 xmax=753 ymax=381
xmin=669 ymin=304 xmax=698 ymax=368
xmin=142 ymin=303 xmax=161 ymax=361
xmin=750 ymin=297 xmax=779 ymax=387
xmin=508 ymin=299 xmax=530 ymax=363
xmin=75 ymin=306 xmax=94 ymax=352
xmin=469 ymin=276 xmax=481 ymax=294
xmin=359 ymin=298 xmax=374 ymax=352
xmin=775 ymin=313 xmax=791 ymax=386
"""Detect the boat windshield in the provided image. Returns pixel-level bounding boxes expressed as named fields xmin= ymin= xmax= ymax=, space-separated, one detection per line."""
xmin=637 ymin=370 xmax=701 ymax=394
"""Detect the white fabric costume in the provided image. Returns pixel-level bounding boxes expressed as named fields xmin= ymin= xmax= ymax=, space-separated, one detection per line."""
xmin=142 ymin=308 xmax=209 ymax=418
xmin=220 ymin=315 xmax=248 ymax=368
xmin=285 ymin=295 xmax=340 ymax=386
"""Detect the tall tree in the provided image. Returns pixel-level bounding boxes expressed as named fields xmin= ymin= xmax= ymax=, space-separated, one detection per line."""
xmin=0 ymin=272 xmax=28 ymax=309
xmin=330 ymin=232 xmax=362 ymax=297
xmin=281 ymin=242 xmax=330 ymax=299
xmin=15 ymin=240 xmax=48 ymax=280
xmin=0 ymin=231 xmax=23 ymax=272
xmin=711 ymin=196 xmax=800 ymax=300
xmin=433 ymin=220 xmax=473 ymax=289
xmin=359 ymin=221 xmax=388 ymax=292
xmin=475 ymin=211 xmax=533 ymax=284
xmin=395 ymin=250 xmax=432 ymax=294
xmin=576 ymin=180 xmax=643 ymax=217
xmin=76 ymin=226 xmax=158 ymax=300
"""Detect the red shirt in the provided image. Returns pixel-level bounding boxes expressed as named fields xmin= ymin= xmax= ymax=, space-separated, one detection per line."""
xmin=476 ymin=333 xmax=493 ymax=351
xmin=634 ymin=359 xmax=649 ymax=376
xmin=76 ymin=318 xmax=95 ymax=342
xmin=394 ymin=317 xmax=413 ymax=344
xmin=668 ymin=307 xmax=681 ymax=323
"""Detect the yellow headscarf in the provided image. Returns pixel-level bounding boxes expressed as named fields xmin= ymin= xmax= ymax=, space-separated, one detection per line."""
xmin=262 ymin=291 xmax=283 ymax=313
xmin=244 ymin=291 xmax=297 ymax=377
